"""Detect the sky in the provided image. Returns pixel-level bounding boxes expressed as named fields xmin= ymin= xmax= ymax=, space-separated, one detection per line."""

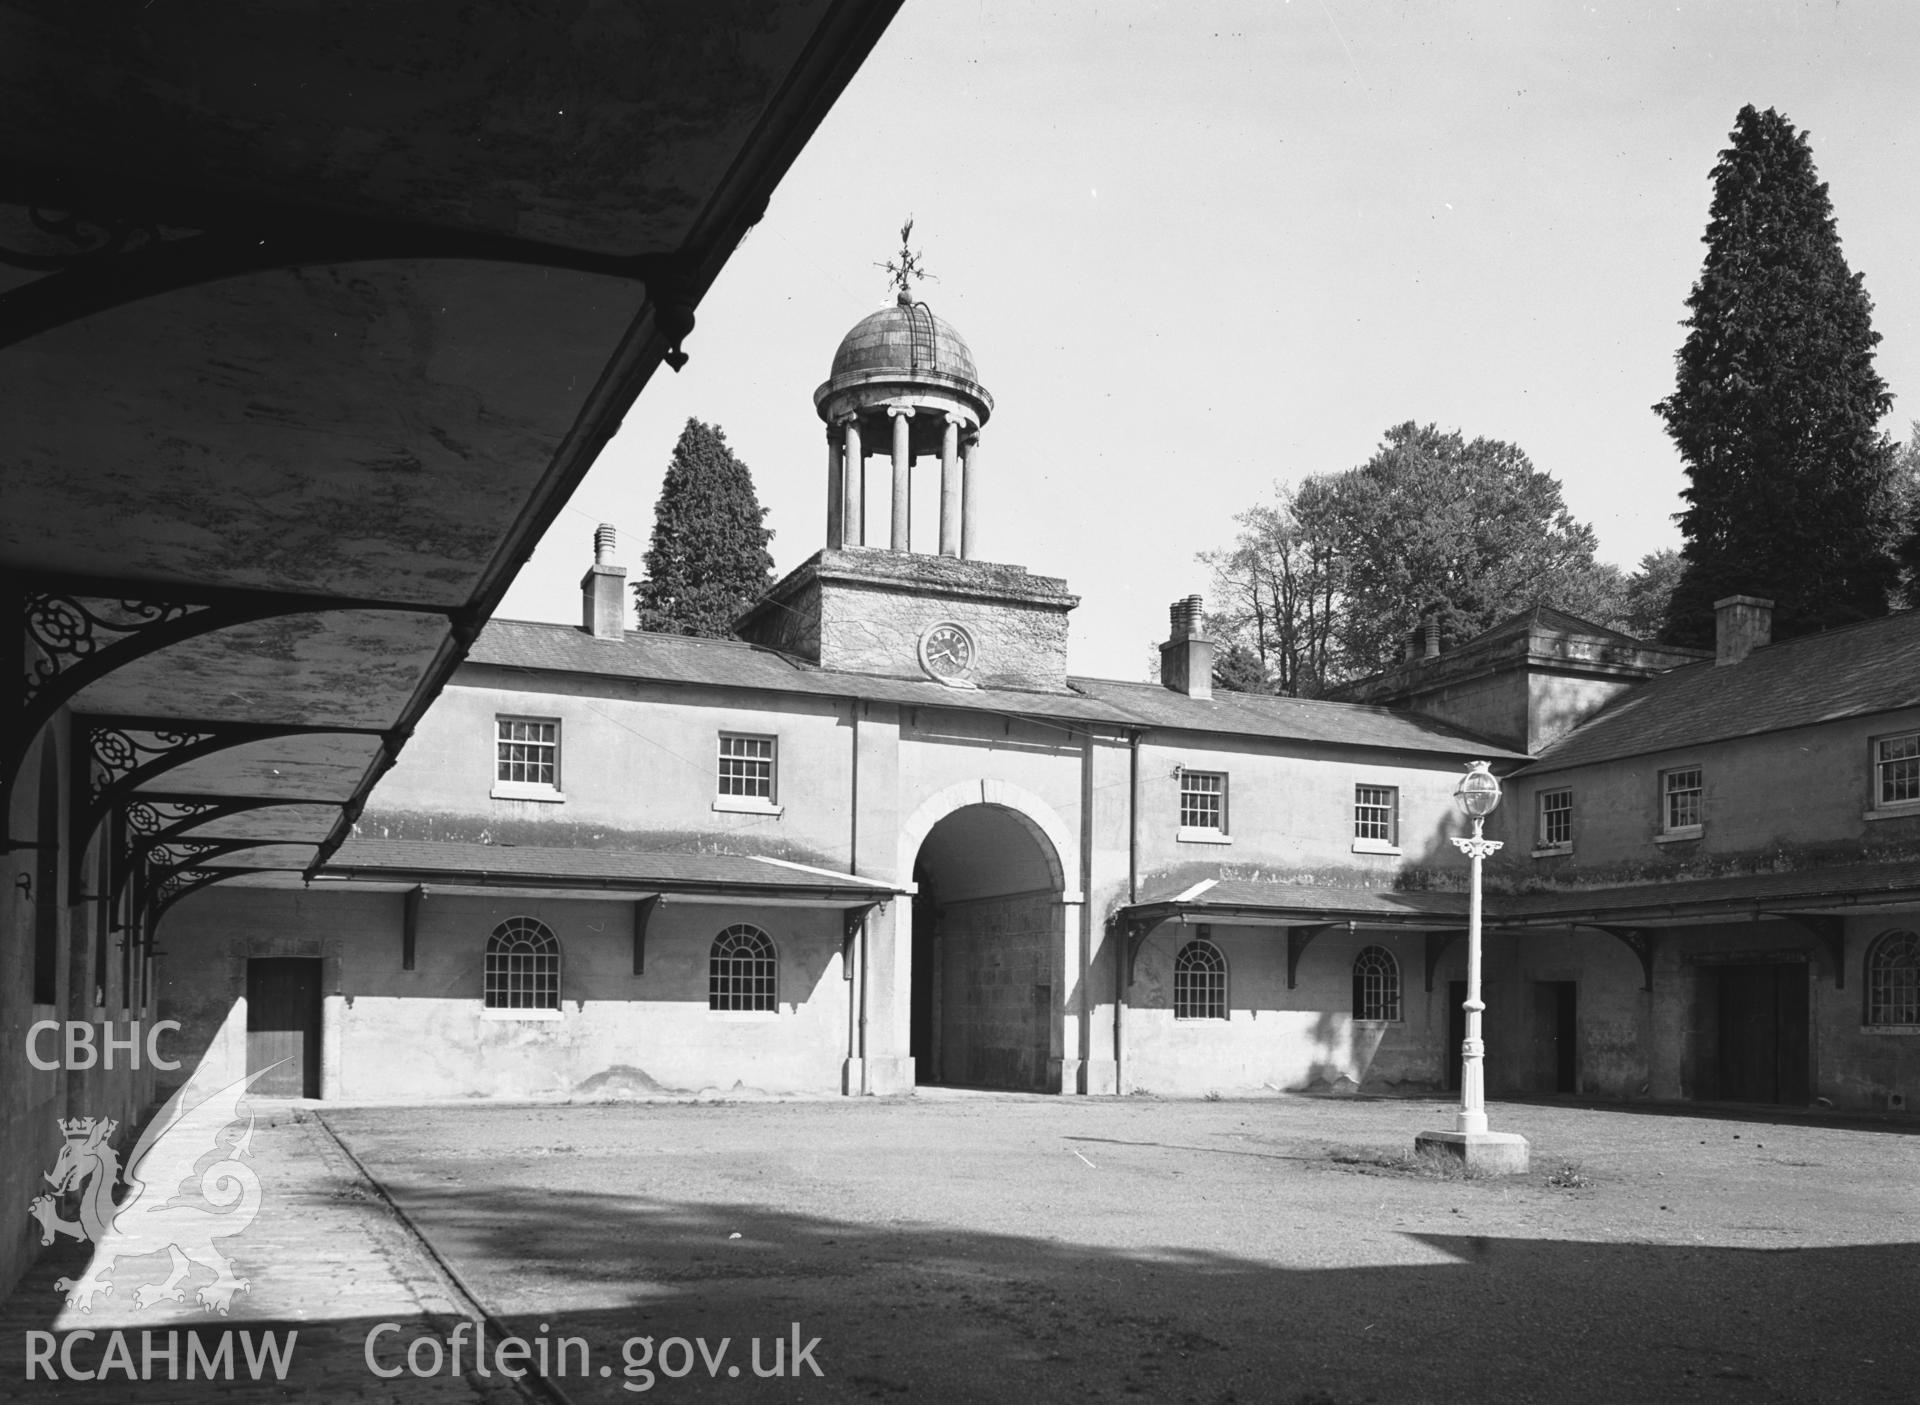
xmin=496 ymin=0 xmax=1920 ymax=681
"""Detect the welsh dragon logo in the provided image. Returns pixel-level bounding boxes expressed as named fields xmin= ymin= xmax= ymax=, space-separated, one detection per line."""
xmin=27 ymin=1064 xmax=272 ymax=1315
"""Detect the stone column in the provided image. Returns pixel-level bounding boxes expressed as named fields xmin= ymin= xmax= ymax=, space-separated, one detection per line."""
xmin=842 ymin=416 xmax=863 ymax=548
xmin=960 ymin=431 xmax=981 ymax=560
xmin=888 ymin=405 xmax=914 ymax=552
xmin=824 ymin=427 xmax=843 ymax=549
xmin=939 ymin=415 xmax=962 ymax=557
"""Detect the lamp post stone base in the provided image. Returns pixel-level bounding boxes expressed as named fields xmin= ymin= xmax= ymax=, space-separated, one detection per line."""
xmin=1415 ymin=1129 xmax=1531 ymax=1176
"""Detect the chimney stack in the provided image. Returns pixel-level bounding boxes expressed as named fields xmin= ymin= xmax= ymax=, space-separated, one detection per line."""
xmin=581 ymin=524 xmax=627 ymax=640
xmin=1713 ymin=594 xmax=1772 ymax=666
xmin=1159 ymin=594 xmax=1214 ymax=700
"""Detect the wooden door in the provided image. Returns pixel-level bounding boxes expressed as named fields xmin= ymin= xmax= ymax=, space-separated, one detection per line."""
xmin=247 ymin=958 xmax=321 ymax=1098
xmin=1715 ymin=963 xmax=1809 ymax=1105
xmin=1529 ymin=981 xmax=1578 ymax=1094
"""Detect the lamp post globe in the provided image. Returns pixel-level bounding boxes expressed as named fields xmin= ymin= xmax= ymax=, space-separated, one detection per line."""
xmin=1453 ymin=759 xmax=1503 ymax=820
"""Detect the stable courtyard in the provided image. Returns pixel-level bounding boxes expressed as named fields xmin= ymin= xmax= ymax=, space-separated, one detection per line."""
xmin=6 ymin=1093 xmax=1918 ymax=1404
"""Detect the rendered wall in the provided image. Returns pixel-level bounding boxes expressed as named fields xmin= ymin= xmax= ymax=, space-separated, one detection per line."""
xmin=1501 ymin=705 xmax=1920 ymax=871
xmin=1135 ymin=732 xmax=1479 ymax=887
xmin=1481 ymin=929 xmax=1651 ymax=1099
xmin=159 ymin=886 xmax=851 ymax=1101
xmin=366 ymin=670 xmax=859 ymax=868
xmin=1124 ymin=926 xmax=1447 ymax=1096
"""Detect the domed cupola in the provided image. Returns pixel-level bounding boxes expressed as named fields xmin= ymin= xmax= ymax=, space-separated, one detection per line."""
xmin=826 ymin=297 xmax=983 ymax=385
xmin=814 ymin=226 xmax=993 ymax=559
xmin=735 ymin=227 xmax=1076 ymax=694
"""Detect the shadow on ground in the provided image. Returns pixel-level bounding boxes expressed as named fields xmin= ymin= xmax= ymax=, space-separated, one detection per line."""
xmin=360 ymin=1178 xmax=1919 ymax=1405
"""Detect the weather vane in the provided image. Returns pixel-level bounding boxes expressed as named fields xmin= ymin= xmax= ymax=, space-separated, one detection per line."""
xmin=878 ymin=218 xmax=933 ymax=301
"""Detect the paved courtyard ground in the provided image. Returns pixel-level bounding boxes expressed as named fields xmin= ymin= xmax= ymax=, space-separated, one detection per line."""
xmin=6 ymin=1093 xmax=1919 ymax=1403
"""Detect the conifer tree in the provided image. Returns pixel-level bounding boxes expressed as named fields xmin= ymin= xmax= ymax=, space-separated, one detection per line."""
xmin=633 ymin=418 xmax=775 ymax=637
xmin=1654 ymin=105 xmax=1898 ymax=646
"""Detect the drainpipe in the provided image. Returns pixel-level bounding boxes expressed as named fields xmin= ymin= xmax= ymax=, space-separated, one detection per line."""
xmin=1116 ymin=728 xmax=1143 ymax=1090
xmin=848 ymin=704 xmax=865 ymax=1093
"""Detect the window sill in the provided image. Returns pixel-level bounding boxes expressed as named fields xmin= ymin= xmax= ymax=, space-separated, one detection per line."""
xmin=1864 ymin=802 xmax=1920 ymax=823
xmin=492 ymin=783 xmax=564 ymax=803
xmin=1176 ymin=827 xmax=1231 ymax=845
xmin=1862 ymin=1024 xmax=1920 ymax=1035
xmin=1654 ymin=827 xmax=1702 ymax=845
xmin=1532 ymin=843 xmax=1572 ymax=858
xmin=1352 ymin=1017 xmax=1402 ymax=1027
xmin=482 ymin=1007 xmax=561 ymax=1021
xmin=1351 ymin=838 xmax=1401 ymax=856
xmin=710 ymin=1009 xmax=780 ymax=1021
xmin=713 ymin=797 xmax=784 ymax=817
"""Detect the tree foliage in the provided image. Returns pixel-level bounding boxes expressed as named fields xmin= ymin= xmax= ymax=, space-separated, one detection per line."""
xmin=1197 ymin=479 xmax=1345 ymax=696
xmin=1327 ymin=423 xmax=1613 ymax=669
xmin=633 ymin=418 xmax=775 ymax=637
xmin=1654 ymin=105 xmax=1898 ymax=646
xmin=1620 ymin=549 xmax=1685 ymax=640
xmin=1201 ymin=423 xmax=1679 ymax=693
xmin=1892 ymin=421 xmax=1920 ymax=604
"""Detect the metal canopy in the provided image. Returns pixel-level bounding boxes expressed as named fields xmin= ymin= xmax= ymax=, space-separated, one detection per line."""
xmin=1 ymin=1 xmax=901 ymax=952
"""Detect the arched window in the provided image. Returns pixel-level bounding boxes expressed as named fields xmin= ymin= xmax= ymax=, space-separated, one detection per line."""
xmin=1866 ymin=930 xmax=1920 ymax=1026
xmin=485 ymin=917 xmax=560 ymax=1010
xmin=710 ymin=925 xmax=777 ymax=1012
xmin=1174 ymin=939 xmax=1227 ymax=1020
xmin=1353 ymin=945 xmax=1400 ymax=1022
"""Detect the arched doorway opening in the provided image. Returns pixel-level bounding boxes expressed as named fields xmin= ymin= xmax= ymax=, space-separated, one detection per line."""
xmin=909 ymin=802 xmax=1064 ymax=1091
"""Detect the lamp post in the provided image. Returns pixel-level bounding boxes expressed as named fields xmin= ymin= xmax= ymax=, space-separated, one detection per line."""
xmin=1451 ymin=760 xmax=1503 ymax=1136
xmin=1414 ymin=760 xmax=1530 ymax=1172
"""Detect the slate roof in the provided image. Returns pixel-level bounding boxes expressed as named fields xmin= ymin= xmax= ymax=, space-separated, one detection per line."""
xmin=1068 ymin=677 xmax=1517 ymax=755
xmin=1529 ymin=608 xmax=1920 ymax=774
xmin=1130 ymin=877 xmax=1470 ymax=923
xmin=1463 ymin=603 xmax=1653 ymax=653
xmin=470 ymin=619 xmax=1526 ymax=760
xmin=319 ymin=837 xmax=899 ymax=899
xmin=1120 ymin=858 xmax=1920 ymax=928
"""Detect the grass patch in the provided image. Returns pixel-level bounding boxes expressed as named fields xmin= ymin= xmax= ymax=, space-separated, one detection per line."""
xmin=1544 ymin=1161 xmax=1592 ymax=1190
xmin=1325 ymin=1146 xmax=1486 ymax=1180
xmin=1325 ymin=1147 xmax=1597 ymax=1189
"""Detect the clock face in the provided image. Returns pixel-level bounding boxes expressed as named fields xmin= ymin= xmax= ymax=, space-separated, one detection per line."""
xmin=919 ymin=622 xmax=977 ymax=682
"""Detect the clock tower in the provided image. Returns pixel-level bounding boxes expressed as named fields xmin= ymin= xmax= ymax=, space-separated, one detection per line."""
xmin=734 ymin=258 xmax=1078 ymax=692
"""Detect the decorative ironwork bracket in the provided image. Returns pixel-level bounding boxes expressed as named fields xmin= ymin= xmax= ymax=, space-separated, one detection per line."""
xmin=1286 ymin=923 xmax=1337 ymax=990
xmin=70 ymin=715 xmax=389 ymax=901
xmin=1589 ymin=925 xmax=1656 ymax=993
xmin=5 ymin=572 xmax=471 ymax=853
xmin=147 ymin=867 xmax=252 ymax=936
xmin=1769 ymin=912 xmax=1846 ymax=990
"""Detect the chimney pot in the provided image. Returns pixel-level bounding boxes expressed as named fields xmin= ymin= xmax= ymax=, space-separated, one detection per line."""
xmin=581 ymin=525 xmax=628 ymax=640
xmin=1713 ymin=594 xmax=1773 ymax=665
xmin=1159 ymin=595 xmax=1214 ymax=699
xmin=1423 ymin=615 xmax=1442 ymax=660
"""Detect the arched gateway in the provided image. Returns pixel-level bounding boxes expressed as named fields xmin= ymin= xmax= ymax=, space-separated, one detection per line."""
xmin=910 ymin=802 xmax=1066 ymax=1090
